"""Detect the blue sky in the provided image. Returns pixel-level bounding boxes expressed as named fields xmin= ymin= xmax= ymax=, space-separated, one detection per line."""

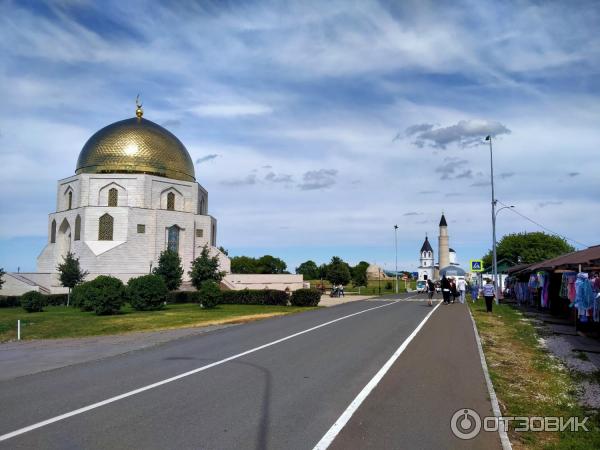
xmin=0 ymin=0 xmax=599 ymax=273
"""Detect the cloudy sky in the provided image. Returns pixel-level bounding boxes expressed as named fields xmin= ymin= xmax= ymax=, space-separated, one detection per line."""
xmin=0 ymin=0 xmax=598 ymax=273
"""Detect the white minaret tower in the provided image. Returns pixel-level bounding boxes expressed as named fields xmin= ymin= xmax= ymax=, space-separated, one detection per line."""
xmin=418 ymin=235 xmax=434 ymax=281
xmin=438 ymin=213 xmax=450 ymax=271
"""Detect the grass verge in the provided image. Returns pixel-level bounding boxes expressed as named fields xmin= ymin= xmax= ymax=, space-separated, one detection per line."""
xmin=0 ymin=303 xmax=317 ymax=342
xmin=468 ymin=298 xmax=600 ymax=449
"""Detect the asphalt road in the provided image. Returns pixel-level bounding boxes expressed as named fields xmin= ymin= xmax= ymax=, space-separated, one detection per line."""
xmin=0 ymin=294 xmax=500 ymax=449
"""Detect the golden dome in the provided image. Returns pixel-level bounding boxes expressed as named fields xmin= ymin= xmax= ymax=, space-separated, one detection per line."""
xmin=76 ymin=116 xmax=195 ymax=182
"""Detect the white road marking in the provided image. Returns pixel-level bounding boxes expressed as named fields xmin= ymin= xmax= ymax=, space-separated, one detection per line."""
xmin=313 ymin=300 xmax=442 ymax=450
xmin=0 ymin=296 xmax=419 ymax=442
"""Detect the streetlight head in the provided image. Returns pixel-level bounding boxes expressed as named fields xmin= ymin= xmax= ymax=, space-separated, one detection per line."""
xmin=394 ymin=225 xmax=398 ymax=229
xmin=485 ymin=135 xmax=491 ymax=141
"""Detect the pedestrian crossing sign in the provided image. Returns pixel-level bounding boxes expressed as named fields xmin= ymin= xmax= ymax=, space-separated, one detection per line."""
xmin=470 ymin=260 xmax=484 ymax=272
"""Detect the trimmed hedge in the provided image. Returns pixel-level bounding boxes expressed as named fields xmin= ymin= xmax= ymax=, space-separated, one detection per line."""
xmin=198 ymin=281 xmax=221 ymax=309
xmin=166 ymin=290 xmax=199 ymax=304
xmin=21 ymin=291 xmax=46 ymax=312
xmin=127 ymin=274 xmax=168 ymax=311
xmin=290 ymin=288 xmax=321 ymax=307
xmin=71 ymin=276 xmax=126 ymax=315
xmin=220 ymin=289 xmax=289 ymax=306
xmin=0 ymin=295 xmax=21 ymax=308
xmin=0 ymin=293 xmax=69 ymax=308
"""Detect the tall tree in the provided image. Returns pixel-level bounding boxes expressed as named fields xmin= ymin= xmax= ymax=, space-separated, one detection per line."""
xmin=351 ymin=261 xmax=369 ymax=287
xmin=57 ymin=252 xmax=88 ymax=306
xmin=153 ymin=250 xmax=184 ymax=291
xmin=0 ymin=267 xmax=5 ymax=290
xmin=218 ymin=246 xmax=229 ymax=256
xmin=326 ymin=256 xmax=351 ymax=285
xmin=482 ymin=232 xmax=575 ymax=267
xmin=296 ymin=260 xmax=319 ymax=280
xmin=231 ymin=256 xmax=259 ymax=274
xmin=257 ymin=255 xmax=287 ymax=274
xmin=189 ymin=245 xmax=225 ymax=289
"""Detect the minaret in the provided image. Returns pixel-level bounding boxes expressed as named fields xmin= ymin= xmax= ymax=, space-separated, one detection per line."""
xmin=438 ymin=213 xmax=449 ymax=270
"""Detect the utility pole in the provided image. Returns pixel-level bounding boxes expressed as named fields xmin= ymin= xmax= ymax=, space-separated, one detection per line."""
xmin=394 ymin=225 xmax=399 ymax=294
xmin=485 ymin=135 xmax=499 ymax=304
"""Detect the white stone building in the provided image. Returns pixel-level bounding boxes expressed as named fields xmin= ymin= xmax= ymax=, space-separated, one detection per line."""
xmin=417 ymin=236 xmax=434 ymax=281
xmin=25 ymin=105 xmax=229 ymax=293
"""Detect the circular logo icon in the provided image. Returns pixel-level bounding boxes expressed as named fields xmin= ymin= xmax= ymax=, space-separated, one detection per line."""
xmin=451 ymin=408 xmax=481 ymax=440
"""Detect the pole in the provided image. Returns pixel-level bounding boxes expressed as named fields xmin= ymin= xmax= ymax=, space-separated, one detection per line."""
xmin=487 ymin=136 xmax=499 ymax=304
xmin=378 ymin=268 xmax=381 ymax=296
xmin=394 ymin=225 xmax=399 ymax=294
xmin=17 ymin=320 xmax=21 ymax=341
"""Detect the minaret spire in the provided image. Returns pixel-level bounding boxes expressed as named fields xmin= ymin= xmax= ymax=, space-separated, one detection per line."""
xmin=135 ymin=94 xmax=144 ymax=120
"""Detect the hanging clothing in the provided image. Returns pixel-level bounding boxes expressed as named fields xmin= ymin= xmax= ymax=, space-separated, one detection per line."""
xmin=574 ymin=272 xmax=594 ymax=320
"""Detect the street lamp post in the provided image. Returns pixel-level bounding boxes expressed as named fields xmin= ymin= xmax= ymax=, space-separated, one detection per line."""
xmin=394 ymin=225 xmax=399 ymax=294
xmin=485 ymin=135 xmax=499 ymax=303
xmin=493 ymin=205 xmax=514 ymax=302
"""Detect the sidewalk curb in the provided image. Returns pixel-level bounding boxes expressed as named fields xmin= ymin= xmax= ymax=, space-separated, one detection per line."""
xmin=468 ymin=309 xmax=512 ymax=450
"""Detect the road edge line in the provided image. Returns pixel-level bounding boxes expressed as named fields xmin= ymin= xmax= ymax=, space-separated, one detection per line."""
xmin=468 ymin=308 xmax=512 ymax=450
xmin=0 ymin=299 xmax=405 ymax=442
xmin=312 ymin=300 xmax=442 ymax=450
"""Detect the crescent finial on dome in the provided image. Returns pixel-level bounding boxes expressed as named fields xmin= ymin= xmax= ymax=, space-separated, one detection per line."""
xmin=135 ymin=94 xmax=143 ymax=119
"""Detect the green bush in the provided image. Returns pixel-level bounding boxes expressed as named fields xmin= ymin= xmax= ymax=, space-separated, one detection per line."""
xmin=45 ymin=293 xmax=69 ymax=306
xmin=198 ymin=281 xmax=222 ymax=309
xmin=21 ymin=291 xmax=46 ymax=312
xmin=166 ymin=290 xmax=197 ymax=304
xmin=290 ymin=288 xmax=321 ymax=307
xmin=127 ymin=274 xmax=168 ymax=311
xmin=385 ymin=281 xmax=393 ymax=290
xmin=71 ymin=276 xmax=126 ymax=315
xmin=220 ymin=289 xmax=288 ymax=305
xmin=0 ymin=295 xmax=21 ymax=308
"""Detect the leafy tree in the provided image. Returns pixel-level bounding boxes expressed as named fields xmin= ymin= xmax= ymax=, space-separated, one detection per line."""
xmin=231 ymin=256 xmax=259 ymax=274
xmin=189 ymin=245 xmax=225 ymax=289
xmin=482 ymin=231 xmax=575 ymax=267
xmin=257 ymin=255 xmax=287 ymax=274
xmin=326 ymin=256 xmax=351 ymax=285
xmin=127 ymin=274 xmax=168 ymax=311
xmin=0 ymin=267 xmax=5 ymax=290
xmin=56 ymin=252 xmax=88 ymax=306
xmin=317 ymin=264 xmax=328 ymax=279
xmin=351 ymin=261 xmax=369 ymax=287
xmin=218 ymin=246 xmax=229 ymax=256
xmin=198 ymin=280 xmax=222 ymax=308
xmin=153 ymin=250 xmax=184 ymax=291
xmin=296 ymin=260 xmax=319 ymax=280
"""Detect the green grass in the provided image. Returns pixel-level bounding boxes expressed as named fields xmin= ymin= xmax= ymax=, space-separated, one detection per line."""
xmin=468 ymin=297 xmax=600 ymax=449
xmin=306 ymin=279 xmax=416 ymax=295
xmin=0 ymin=303 xmax=317 ymax=342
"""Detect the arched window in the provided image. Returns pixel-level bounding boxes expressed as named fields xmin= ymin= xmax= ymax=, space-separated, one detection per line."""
xmin=108 ymin=188 xmax=118 ymax=207
xmin=98 ymin=214 xmax=113 ymax=240
xmin=167 ymin=225 xmax=180 ymax=253
xmin=74 ymin=215 xmax=81 ymax=241
xmin=199 ymin=198 xmax=205 ymax=215
xmin=167 ymin=192 xmax=175 ymax=211
xmin=50 ymin=219 xmax=56 ymax=243
xmin=68 ymin=191 xmax=73 ymax=210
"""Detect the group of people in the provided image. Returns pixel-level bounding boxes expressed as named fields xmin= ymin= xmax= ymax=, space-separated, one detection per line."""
xmin=424 ymin=275 xmax=496 ymax=312
xmin=330 ymin=284 xmax=345 ymax=297
xmin=439 ymin=275 xmax=467 ymax=305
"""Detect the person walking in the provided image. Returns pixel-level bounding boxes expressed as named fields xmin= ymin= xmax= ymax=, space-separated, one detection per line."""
xmin=441 ymin=275 xmax=451 ymax=305
xmin=450 ymin=278 xmax=458 ymax=304
xmin=457 ymin=277 xmax=466 ymax=304
xmin=427 ymin=278 xmax=435 ymax=307
xmin=470 ymin=282 xmax=479 ymax=302
xmin=483 ymin=278 xmax=495 ymax=312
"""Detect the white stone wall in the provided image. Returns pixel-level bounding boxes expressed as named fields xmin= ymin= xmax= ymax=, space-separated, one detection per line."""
xmin=223 ymin=274 xmax=304 ymax=291
xmin=37 ymin=173 xmax=229 ymax=286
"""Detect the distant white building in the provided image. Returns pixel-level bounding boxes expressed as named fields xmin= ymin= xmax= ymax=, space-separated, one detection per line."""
xmin=417 ymin=236 xmax=434 ymax=281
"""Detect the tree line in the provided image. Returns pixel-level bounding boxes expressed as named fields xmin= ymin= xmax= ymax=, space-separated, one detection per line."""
xmin=296 ymin=257 xmax=369 ymax=286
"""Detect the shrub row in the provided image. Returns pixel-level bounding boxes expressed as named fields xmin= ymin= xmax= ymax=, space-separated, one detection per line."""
xmin=0 ymin=293 xmax=69 ymax=308
xmin=220 ymin=289 xmax=289 ymax=306
xmin=290 ymin=289 xmax=321 ymax=306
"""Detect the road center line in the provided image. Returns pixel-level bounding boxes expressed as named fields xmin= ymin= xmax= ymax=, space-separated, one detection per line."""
xmin=0 ymin=296 xmax=418 ymax=442
xmin=313 ymin=300 xmax=442 ymax=450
